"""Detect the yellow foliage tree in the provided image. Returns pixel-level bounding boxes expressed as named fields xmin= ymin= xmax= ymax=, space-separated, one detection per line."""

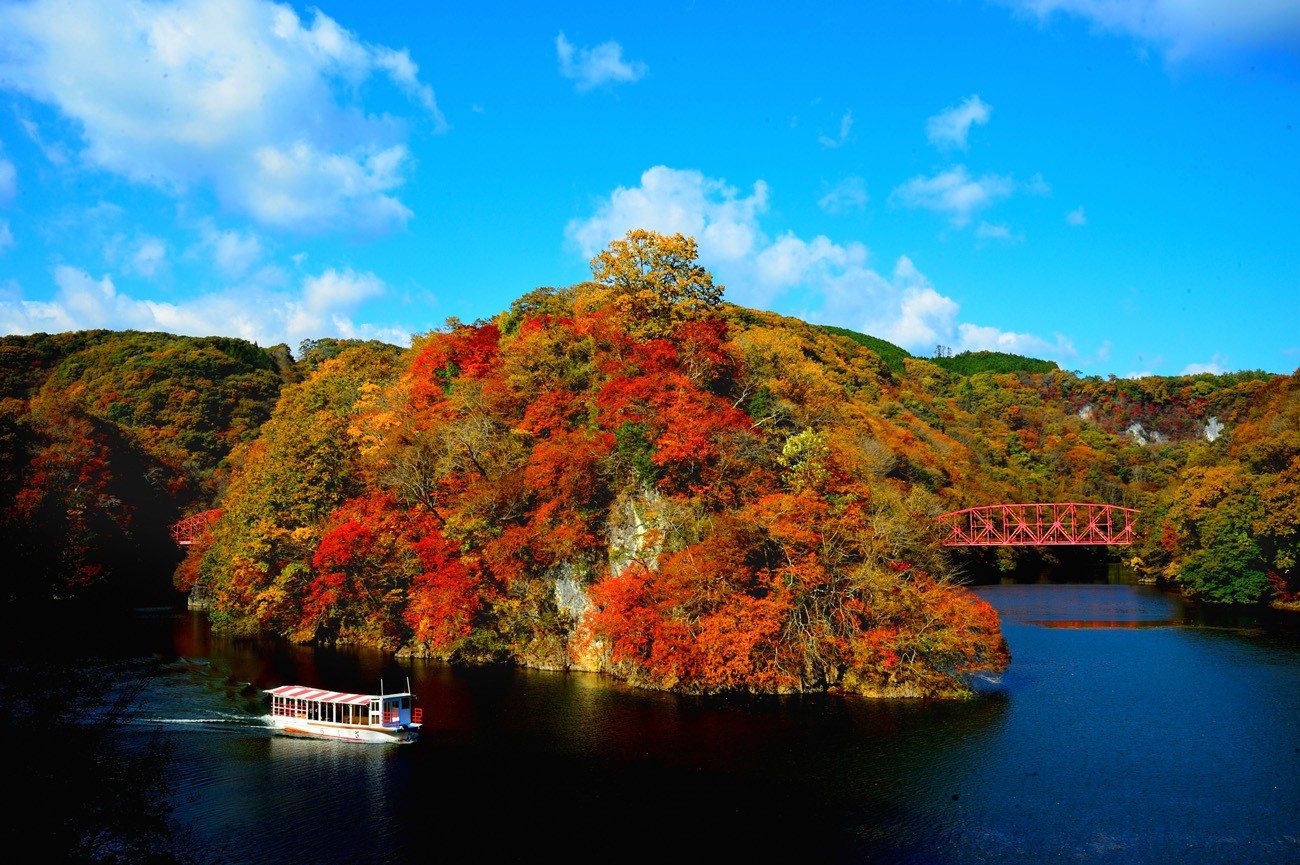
xmin=584 ymin=229 xmax=723 ymax=338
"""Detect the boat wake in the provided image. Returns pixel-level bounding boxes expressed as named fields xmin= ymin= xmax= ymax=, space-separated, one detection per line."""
xmin=114 ymin=658 xmax=277 ymax=736
xmin=133 ymin=715 xmax=266 ymax=727
xmin=126 ymin=712 xmax=274 ymax=736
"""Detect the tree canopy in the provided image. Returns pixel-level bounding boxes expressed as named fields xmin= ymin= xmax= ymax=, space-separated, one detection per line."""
xmin=3 ymin=230 xmax=1297 ymax=695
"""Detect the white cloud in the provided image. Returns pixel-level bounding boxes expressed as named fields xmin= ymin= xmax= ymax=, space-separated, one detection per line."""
xmin=241 ymin=141 xmax=413 ymax=233
xmin=302 ymin=267 xmax=384 ymax=310
xmin=0 ymin=221 xmax=13 ymax=254
xmin=196 ymin=225 xmax=265 ymax=278
xmin=957 ymin=321 xmax=1075 ymax=358
xmin=0 ymin=0 xmax=443 ymax=235
xmin=565 ymin=165 xmax=1072 ymax=362
xmin=1182 ymin=355 xmax=1228 ymax=375
xmin=870 ymin=262 xmax=960 ymax=348
xmin=18 ymin=117 xmax=69 ymax=165
xmin=127 ymin=236 xmax=168 ymax=278
xmin=566 ymin=165 xmax=769 ymax=268
xmin=891 ymin=166 xmax=1018 ymax=227
xmin=0 ymin=263 xmax=407 ymax=349
xmin=0 ymin=155 xmax=15 ymax=204
xmin=818 ymin=110 xmax=854 ymax=149
xmin=927 ymin=95 xmax=991 ymax=150
xmin=818 ymin=176 xmax=869 ymax=214
xmin=1000 ymin=0 xmax=1300 ymax=62
xmin=976 ymin=221 xmax=1023 ymax=242
xmin=556 ymin=32 xmax=647 ymax=91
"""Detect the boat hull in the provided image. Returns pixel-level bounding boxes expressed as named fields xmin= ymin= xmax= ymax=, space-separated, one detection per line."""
xmin=269 ymin=717 xmax=419 ymax=744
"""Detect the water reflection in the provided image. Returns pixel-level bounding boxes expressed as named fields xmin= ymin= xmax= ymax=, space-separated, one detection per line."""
xmin=981 ymin=583 xmax=1186 ymax=627
xmin=117 ymin=584 xmax=1300 ymax=865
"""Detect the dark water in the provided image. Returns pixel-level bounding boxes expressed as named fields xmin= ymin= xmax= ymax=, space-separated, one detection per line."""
xmin=118 ymin=584 xmax=1300 ymax=864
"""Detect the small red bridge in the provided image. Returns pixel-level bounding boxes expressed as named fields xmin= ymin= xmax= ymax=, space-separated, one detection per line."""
xmin=171 ymin=509 xmax=221 ymax=546
xmin=936 ymin=503 xmax=1139 ymax=547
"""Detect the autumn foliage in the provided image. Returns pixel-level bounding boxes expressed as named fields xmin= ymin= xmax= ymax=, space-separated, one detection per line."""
xmin=5 ymin=232 xmax=1297 ymax=694
xmin=0 ymin=331 xmax=288 ymax=607
xmin=179 ymin=231 xmax=1012 ymax=696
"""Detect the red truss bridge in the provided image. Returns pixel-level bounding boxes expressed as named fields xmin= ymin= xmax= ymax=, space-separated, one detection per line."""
xmin=171 ymin=509 xmax=222 ymax=546
xmin=936 ymin=503 xmax=1139 ymax=547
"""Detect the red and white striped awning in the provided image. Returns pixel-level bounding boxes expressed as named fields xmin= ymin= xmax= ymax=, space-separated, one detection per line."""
xmin=266 ymin=685 xmax=374 ymax=705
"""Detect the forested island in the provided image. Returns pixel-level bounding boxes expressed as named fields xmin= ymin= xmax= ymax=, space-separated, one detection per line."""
xmin=2 ymin=231 xmax=1297 ymax=698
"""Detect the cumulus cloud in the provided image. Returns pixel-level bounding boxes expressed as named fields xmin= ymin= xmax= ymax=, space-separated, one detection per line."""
xmin=0 ymin=0 xmax=443 ymax=236
xmin=818 ymin=176 xmax=869 ymax=214
xmin=0 ymin=263 xmax=408 ymax=349
xmin=863 ymin=260 xmax=960 ymax=348
xmin=0 ymin=221 xmax=13 ymax=254
xmin=999 ymin=0 xmax=1300 ymax=61
xmin=565 ymin=165 xmax=1071 ymax=361
xmin=891 ymin=166 xmax=1018 ymax=227
xmin=818 ymin=111 xmax=854 ymax=149
xmin=1067 ymin=205 xmax=1087 ymax=225
xmin=566 ymin=165 xmax=769 ymax=270
xmin=927 ymin=95 xmax=991 ymax=150
xmin=556 ymin=32 xmax=648 ymax=91
xmin=957 ymin=321 xmax=1075 ymax=358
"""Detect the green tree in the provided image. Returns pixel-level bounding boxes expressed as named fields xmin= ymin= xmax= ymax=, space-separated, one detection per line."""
xmin=1162 ymin=465 xmax=1270 ymax=603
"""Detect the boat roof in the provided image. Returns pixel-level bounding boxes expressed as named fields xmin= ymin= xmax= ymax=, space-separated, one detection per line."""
xmin=265 ymin=685 xmax=409 ymax=704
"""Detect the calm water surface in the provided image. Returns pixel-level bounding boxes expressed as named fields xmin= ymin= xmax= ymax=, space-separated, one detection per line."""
xmin=124 ymin=583 xmax=1300 ymax=864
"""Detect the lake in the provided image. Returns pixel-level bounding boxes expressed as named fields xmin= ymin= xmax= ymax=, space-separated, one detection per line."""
xmin=118 ymin=581 xmax=1300 ymax=864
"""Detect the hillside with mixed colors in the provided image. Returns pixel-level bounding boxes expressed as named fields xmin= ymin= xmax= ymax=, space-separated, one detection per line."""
xmin=2 ymin=231 xmax=1297 ymax=696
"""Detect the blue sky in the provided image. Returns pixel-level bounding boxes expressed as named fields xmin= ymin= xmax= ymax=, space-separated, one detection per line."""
xmin=1 ymin=0 xmax=1297 ymax=378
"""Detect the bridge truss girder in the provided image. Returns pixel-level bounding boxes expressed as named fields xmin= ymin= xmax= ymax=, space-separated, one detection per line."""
xmin=936 ymin=502 xmax=1139 ymax=547
xmin=171 ymin=509 xmax=222 ymax=546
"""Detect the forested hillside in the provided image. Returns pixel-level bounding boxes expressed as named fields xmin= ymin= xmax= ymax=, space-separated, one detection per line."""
xmin=0 ymin=330 xmax=291 ymax=607
xmin=184 ymin=231 xmax=1297 ymax=696
xmin=2 ymin=230 xmax=1296 ymax=696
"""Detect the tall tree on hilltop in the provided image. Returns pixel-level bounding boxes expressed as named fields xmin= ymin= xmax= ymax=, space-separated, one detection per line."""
xmin=585 ymin=229 xmax=724 ymax=339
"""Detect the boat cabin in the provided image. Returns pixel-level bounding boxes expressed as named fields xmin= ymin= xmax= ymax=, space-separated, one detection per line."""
xmin=265 ymin=684 xmax=422 ymax=743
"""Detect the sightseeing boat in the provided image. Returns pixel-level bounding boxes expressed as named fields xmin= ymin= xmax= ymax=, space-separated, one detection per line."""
xmin=265 ymin=682 xmax=423 ymax=744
